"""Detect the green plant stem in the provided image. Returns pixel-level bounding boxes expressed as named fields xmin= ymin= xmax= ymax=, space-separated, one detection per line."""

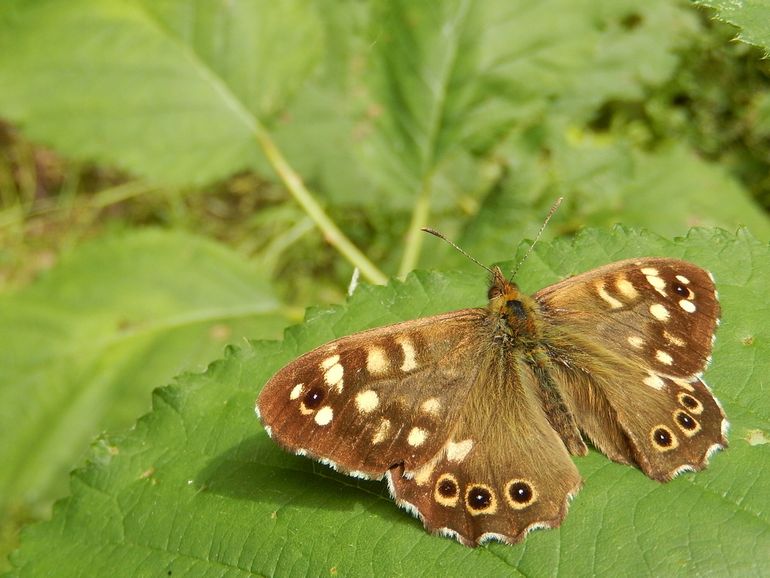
xmin=398 ymin=176 xmax=433 ymax=278
xmin=254 ymin=129 xmax=387 ymax=285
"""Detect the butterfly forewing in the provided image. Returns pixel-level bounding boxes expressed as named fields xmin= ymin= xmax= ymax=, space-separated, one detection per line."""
xmin=535 ymin=258 xmax=719 ymax=378
xmin=257 ymin=310 xmax=487 ymax=478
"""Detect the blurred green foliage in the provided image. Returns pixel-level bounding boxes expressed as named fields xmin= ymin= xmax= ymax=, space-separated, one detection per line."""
xmin=0 ymin=0 xmax=769 ymax=574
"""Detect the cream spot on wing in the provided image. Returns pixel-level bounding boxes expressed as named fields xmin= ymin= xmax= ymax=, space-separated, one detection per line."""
xmin=676 ymin=275 xmax=690 ymax=284
xmin=641 ymin=267 xmax=659 ymax=276
xmin=366 ymin=346 xmax=389 ymax=375
xmin=643 ymin=372 xmax=666 ymax=390
xmin=616 ymin=277 xmax=638 ymax=299
xmin=421 ymin=398 xmax=441 ymax=415
xmin=299 ymin=403 xmax=314 ymax=416
xmin=356 ymin=390 xmax=379 ymax=413
xmin=290 ymin=383 xmax=304 ymax=400
xmin=627 ymin=335 xmax=644 ymax=348
xmin=397 ymin=336 xmax=417 ymax=372
xmin=446 ymin=439 xmax=474 ymax=463
xmin=679 ymin=299 xmax=696 ymax=313
xmin=407 ymin=427 xmax=427 ymax=447
xmin=595 ymin=280 xmax=623 ymax=309
xmin=372 ymin=419 xmax=391 ymax=444
xmin=650 ymin=303 xmax=670 ymax=321
xmin=656 ymin=350 xmax=674 ymax=365
xmin=320 ymin=355 xmax=340 ymax=371
xmin=645 ymin=274 xmax=667 ymax=296
xmin=314 ymin=406 xmax=333 ymax=426
xmin=672 ymin=377 xmax=695 ymax=392
xmin=324 ymin=362 xmax=344 ymax=392
xmin=664 ymin=330 xmax=685 ymax=347
xmin=413 ymin=453 xmax=442 ymax=486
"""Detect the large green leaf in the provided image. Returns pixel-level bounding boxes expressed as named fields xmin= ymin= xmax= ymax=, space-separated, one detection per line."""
xmin=7 ymin=228 xmax=768 ymax=576
xmin=0 ymin=230 xmax=287 ymax=538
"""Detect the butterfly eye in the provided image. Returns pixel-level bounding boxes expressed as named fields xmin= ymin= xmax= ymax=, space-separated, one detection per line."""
xmin=506 ymin=299 xmax=527 ymax=320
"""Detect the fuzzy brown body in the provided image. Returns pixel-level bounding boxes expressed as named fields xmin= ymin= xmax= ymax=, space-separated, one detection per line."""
xmin=257 ymin=259 xmax=727 ymax=546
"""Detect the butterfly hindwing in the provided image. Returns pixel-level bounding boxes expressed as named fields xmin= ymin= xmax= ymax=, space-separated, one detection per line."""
xmin=389 ymin=358 xmax=581 ymax=545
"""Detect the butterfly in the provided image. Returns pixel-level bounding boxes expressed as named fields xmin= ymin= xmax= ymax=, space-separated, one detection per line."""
xmin=256 ymin=256 xmax=727 ymax=546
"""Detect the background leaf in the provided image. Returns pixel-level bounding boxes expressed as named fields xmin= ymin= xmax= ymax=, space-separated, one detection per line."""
xmin=0 ymin=229 xmax=287 ymax=532
xmin=7 ymin=229 xmax=768 ymax=577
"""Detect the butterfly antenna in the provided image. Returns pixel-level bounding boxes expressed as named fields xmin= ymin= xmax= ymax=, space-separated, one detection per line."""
xmin=421 ymin=228 xmax=494 ymax=275
xmin=510 ymin=197 xmax=563 ymax=279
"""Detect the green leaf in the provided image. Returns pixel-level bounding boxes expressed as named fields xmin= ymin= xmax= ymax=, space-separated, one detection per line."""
xmin=0 ymin=0 xmax=323 ymax=185
xmin=8 ymin=228 xmax=768 ymax=576
xmin=695 ymin=0 xmax=770 ymax=55
xmin=0 ymin=230 xmax=286 ymax=528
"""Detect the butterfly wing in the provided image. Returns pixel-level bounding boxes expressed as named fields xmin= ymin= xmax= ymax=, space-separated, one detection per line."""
xmin=388 ymin=356 xmax=582 ymax=546
xmin=257 ymin=309 xmax=489 ymax=478
xmin=534 ymin=258 xmax=727 ymax=481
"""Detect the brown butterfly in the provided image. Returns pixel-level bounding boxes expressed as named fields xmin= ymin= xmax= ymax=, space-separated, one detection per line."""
xmin=256 ymin=256 xmax=727 ymax=546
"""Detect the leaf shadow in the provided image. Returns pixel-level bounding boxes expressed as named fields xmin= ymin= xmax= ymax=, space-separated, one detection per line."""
xmin=195 ymin=434 xmax=392 ymax=513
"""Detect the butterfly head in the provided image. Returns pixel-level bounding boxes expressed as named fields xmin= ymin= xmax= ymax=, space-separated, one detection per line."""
xmin=487 ymin=267 xmax=538 ymax=335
